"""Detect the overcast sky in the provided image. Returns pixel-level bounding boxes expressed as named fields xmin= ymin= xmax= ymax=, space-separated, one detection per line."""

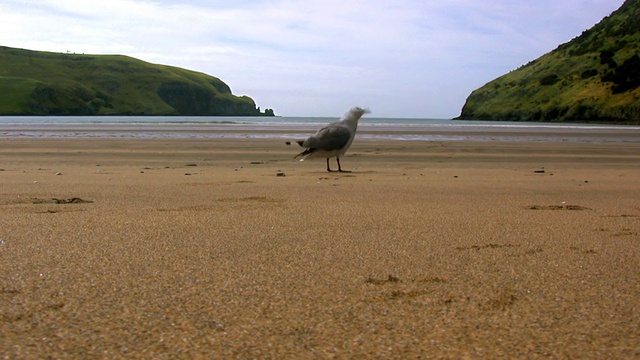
xmin=0 ymin=0 xmax=624 ymax=118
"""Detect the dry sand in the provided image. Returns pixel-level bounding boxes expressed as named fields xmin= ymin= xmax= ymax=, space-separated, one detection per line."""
xmin=1 ymin=137 xmax=639 ymax=358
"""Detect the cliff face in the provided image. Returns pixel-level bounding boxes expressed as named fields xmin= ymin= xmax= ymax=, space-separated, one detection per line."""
xmin=0 ymin=46 xmax=274 ymax=116
xmin=457 ymin=0 xmax=640 ymax=124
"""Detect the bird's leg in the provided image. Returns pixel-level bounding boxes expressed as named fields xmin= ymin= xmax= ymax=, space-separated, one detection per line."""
xmin=336 ymin=157 xmax=351 ymax=173
xmin=326 ymin=158 xmax=335 ymax=172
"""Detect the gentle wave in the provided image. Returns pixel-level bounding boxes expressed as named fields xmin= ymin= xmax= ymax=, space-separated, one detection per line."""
xmin=1 ymin=116 xmax=639 ymax=142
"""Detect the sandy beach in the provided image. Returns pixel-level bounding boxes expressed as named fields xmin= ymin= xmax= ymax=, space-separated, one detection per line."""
xmin=1 ymin=137 xmax=639 ymax=358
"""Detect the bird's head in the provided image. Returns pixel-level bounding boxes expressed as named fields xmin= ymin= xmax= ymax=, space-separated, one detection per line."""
xmin=342 ymin=106 xmax=371 ymax=122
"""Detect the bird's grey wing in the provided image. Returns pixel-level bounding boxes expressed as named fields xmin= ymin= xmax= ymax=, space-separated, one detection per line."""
xmin=303 ymin=124 xmax=351 ymax=150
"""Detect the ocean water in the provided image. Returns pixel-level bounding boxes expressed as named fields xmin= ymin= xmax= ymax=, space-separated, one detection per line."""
xmin=1 ymin=116 xmax=639 ymax=142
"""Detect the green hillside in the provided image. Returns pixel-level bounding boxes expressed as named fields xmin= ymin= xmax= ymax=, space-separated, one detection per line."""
xmin=457 ymin=0 xmax=640 ymax=124
xmin=0 ymin=46 xmax=274 ymax=116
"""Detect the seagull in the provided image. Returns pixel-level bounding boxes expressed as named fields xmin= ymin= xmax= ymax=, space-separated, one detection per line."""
xmin=294 ymin=106 xmax=370 ymax=172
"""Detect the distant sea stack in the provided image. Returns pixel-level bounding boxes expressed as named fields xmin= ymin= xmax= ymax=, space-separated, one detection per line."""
xmin=0 ymin=46 xmax=275 ymax=116
xmin=457 ymin=0 xmax=639 ymax=124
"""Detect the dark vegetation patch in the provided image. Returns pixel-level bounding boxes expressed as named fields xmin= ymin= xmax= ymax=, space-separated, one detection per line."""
xmin=602 ymin=54 xmax=640 ymax=94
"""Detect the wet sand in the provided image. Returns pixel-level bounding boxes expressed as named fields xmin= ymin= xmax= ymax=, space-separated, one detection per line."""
xmin=1 ymin=137 xmax=639 ymax=358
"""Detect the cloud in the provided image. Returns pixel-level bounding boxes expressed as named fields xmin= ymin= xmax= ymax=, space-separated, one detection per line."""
xmin=0 ymin=0 xmax=624 ymax=117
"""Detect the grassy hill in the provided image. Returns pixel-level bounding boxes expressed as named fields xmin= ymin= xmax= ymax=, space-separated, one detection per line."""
xmin=457 ymin=0 xmax=640 ymax=124
xmin=0 ymin=46 xmax=274 ymax=116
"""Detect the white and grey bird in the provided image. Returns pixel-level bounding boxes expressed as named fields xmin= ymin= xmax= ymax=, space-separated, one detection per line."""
xmin=294 ymin=106 xmax=370 ymax=172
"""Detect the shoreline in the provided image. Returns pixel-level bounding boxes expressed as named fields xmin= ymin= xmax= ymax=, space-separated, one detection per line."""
xmin=2 ymin=122 xmax=640 ymax=142
xmin=2 ymin=136 xmax=640 ymax=163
